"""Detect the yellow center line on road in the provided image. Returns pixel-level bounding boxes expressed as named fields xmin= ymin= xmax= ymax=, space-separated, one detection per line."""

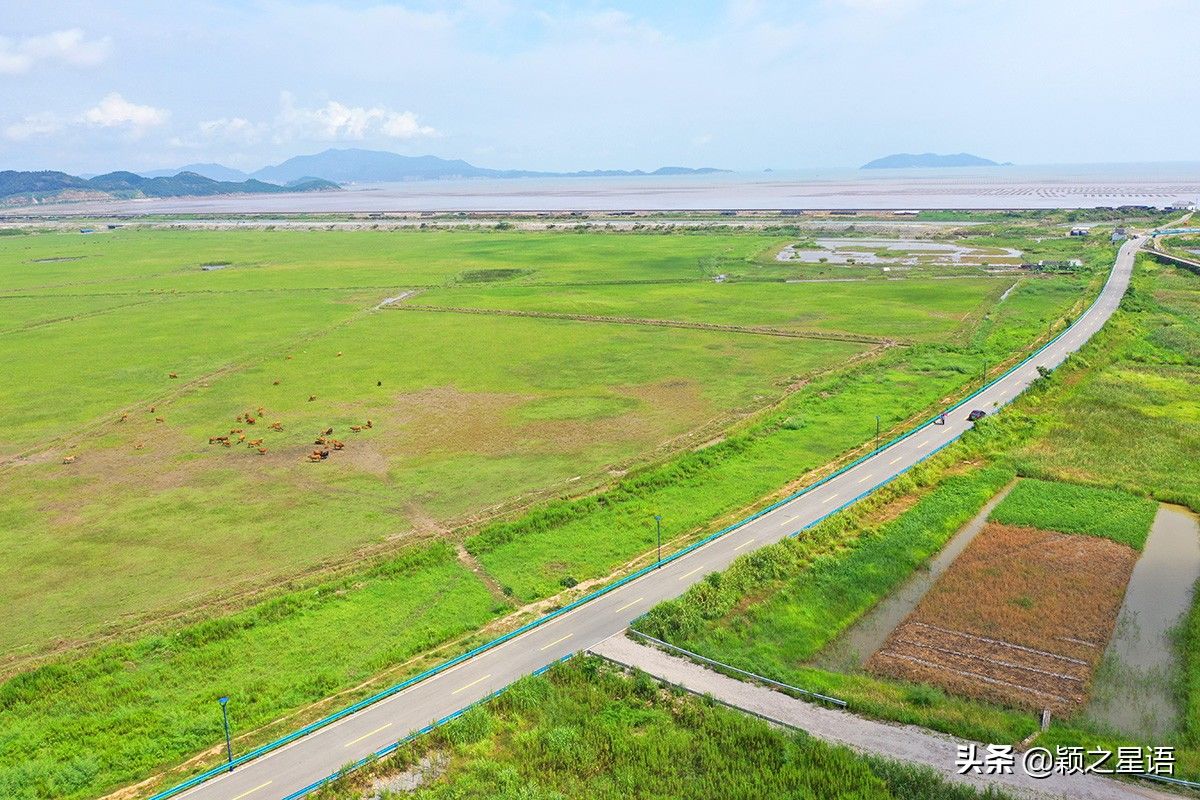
xmin=917 ymin=439 xmax=930 ymax=448
xmin=231 ymin=782 xmax=273 ymax=800
xmin=678 ymin=566 xmax=704 ymax=581
xmin=615 ymin=596 xmax=644 ymax=613
xmin=822 ymin=494 xmax=839 ymax=504
xmin=733 ymin=537 xmax=756 ymax=550
xmin=783 ymin=513 xmax=802 ymax=524
xmin=540 ymin=633 xmax=573 ymax=651
xmin=888 ymin=455 xmax=903 ymax=465
xmin=451 ymin=673 xmax=491 ymax=695
xmin=856 ymin=474 xmax=873 ymax=484
xmin=344 ymin=723 xmax=392 ymax=748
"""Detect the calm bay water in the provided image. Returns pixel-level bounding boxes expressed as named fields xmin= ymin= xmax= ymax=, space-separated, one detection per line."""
xmin=7 ymin=162 xmax=1200 ymax=215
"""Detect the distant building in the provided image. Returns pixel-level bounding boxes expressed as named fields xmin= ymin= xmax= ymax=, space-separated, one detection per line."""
xmin=892 ymin=210 xmax=920 ymax=216
xmin=1069 ymin=228 xmax=1089 ymax=236
xmin=1168 ymin=199 xmax=1197 ymax=211
xmin=1111 ymin=228 xmax=1127 ymax=243
xmin=79 ymin=228 xmax=94 ymax=234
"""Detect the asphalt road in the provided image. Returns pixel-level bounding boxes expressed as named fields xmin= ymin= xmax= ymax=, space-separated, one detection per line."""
xmin=173 ymin=238 xmax=1139 ymax=800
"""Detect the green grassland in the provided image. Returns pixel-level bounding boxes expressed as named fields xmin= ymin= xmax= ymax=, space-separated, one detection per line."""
xmin=0 ymin=543 xmax=504 ymax=800
xmin=0 ymin=223 xmax=1099 ymax=799
xmin=1013 ymin=257 xmax=1200 ymax=512
xmin=0 ymin=227 xmax=1095 ymax=662
xmin=310 ymin=658 xmax=1008 ymax=800
xmin=415 ymin=277 xmax=1009 ymax=342
xmin=989 ymin=478 xmax=1156 ymax=549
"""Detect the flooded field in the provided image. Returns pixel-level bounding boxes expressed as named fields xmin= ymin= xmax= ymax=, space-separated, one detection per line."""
xmin=1083 ymin=505 xmax=1200 ymax=739
xmin=777 ymin=238 xmax=1022 ymax=268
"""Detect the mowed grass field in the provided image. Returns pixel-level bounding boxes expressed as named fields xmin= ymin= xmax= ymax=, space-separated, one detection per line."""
xmin=0 ymin=224 xmax=1099 ymax=799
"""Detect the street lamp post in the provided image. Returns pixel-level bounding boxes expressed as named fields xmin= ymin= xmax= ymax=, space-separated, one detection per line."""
xmin=655 ymin=515 xmax=663 ymax=566
xmin=218 ymin=696 xmax=233 ymax=773
xmin=875 ymin=415 xmax=880 ymax=450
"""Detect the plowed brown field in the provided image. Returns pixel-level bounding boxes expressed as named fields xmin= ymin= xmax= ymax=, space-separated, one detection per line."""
xmin=868 ymin=523 xmax=1137 ymax=714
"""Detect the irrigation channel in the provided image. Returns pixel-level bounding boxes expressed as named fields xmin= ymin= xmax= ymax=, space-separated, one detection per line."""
xmin=1084 ymin=506 xmax=1200 ymax=740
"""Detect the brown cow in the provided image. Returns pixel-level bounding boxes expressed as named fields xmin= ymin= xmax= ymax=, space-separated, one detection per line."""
xmin=273 ymin=380 xmax=281 ymax=385
xmin=257 ymin=447 xmax=268 ymax=455
xmin=331 ymin=439 xmax=345 ymax=450
xmin=365 ymin=419 xmax=373 ymax=429
xmin=119 ymin=413 xmax=128 ymax=423
xmin=308 ymin=395 xmax=317 ymax=402
xmin=62 ymin=455 xmax=76 ymax=464
xmin=155 ymin=417 xmax=165 ymax=424
xmin=169 ymin=372 xmax=178 ymax=379
xmin=323 ymin=427 xmax=333 ymax=436
xmin=350 ymin=425 xmax=362 ymax=433
xmin=270 ymin=421 xmax=283 ymax=431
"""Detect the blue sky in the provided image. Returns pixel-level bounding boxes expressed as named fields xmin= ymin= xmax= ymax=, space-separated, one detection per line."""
xmin=2 ymin=0 xmax=1197 ymax=174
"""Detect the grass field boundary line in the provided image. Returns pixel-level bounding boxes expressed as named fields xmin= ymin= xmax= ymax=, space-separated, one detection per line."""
xmin=0 ymin=296 xmax=157 ymax=337
xmin=146 ymin=246 xmax=1124 ymax=800
xmin=626 ymin=629 xmax=847 ymax=707
xmin=0 ymin=285 xmax=409 ymax=470
xmin=386 ymin=303 xmax=901 ymax=345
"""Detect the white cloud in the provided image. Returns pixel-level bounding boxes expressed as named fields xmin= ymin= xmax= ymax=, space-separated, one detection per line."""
xmin=278 ymin=92 xmax=437 ymax=141
xmin=4 ymin=113 xmax=64 ymax=141
xmin=0 ymin=28 xmax=110 ymax=75
xmin=198 ymin=116 xmax=268 ymax=144
xmin=83 ymin=93 xmax=169 ymax=134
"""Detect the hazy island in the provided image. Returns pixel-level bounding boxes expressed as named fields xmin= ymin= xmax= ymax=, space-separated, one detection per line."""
xmin=861 ymin=152 xmax=1007 ymax=169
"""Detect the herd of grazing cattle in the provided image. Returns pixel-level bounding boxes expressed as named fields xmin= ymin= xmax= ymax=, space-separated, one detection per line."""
xmin=59 ymin=369 xmax=378 ymax=466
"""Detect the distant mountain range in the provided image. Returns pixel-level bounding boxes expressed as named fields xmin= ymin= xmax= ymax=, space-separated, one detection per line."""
xmin=861 ymin=152 xmax=1010 ymax=169
xmin=0 ymin=149 xmax=730 ymax=205
xmin=0 ymin=170 xmax=338 ymax=205
xmin=141 ymin=148 xmax=731 ymax=184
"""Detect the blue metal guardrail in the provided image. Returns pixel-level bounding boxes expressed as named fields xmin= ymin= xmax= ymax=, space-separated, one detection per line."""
xmin=148 ymin=252 xmax=1120 ymax=800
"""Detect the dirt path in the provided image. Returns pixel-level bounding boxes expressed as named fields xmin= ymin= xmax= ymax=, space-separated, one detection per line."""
xmin=590 ymin=634 xmax=1179 ymax=800
xmin=387 ymin=302 xmax=901 ymax=345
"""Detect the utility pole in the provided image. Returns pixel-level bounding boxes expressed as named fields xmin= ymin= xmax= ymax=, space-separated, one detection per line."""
xmin=655 ymin=515 xmax=663 ymax=566
xmin=218 ymin=696 xmax=233 ymax=773
xmin=875 ymin=415 xmax=880 ymax=450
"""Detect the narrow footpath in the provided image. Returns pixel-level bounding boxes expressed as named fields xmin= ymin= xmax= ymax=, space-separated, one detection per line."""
xmin=589 ymin=634 xmax=1178 ymax=800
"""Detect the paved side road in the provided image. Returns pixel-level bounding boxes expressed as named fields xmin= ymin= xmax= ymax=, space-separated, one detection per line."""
xmin=590 ymin=635 xmax=1176 ymax=800
xmin=170 ymin=239 xmax=1141 ymax=800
